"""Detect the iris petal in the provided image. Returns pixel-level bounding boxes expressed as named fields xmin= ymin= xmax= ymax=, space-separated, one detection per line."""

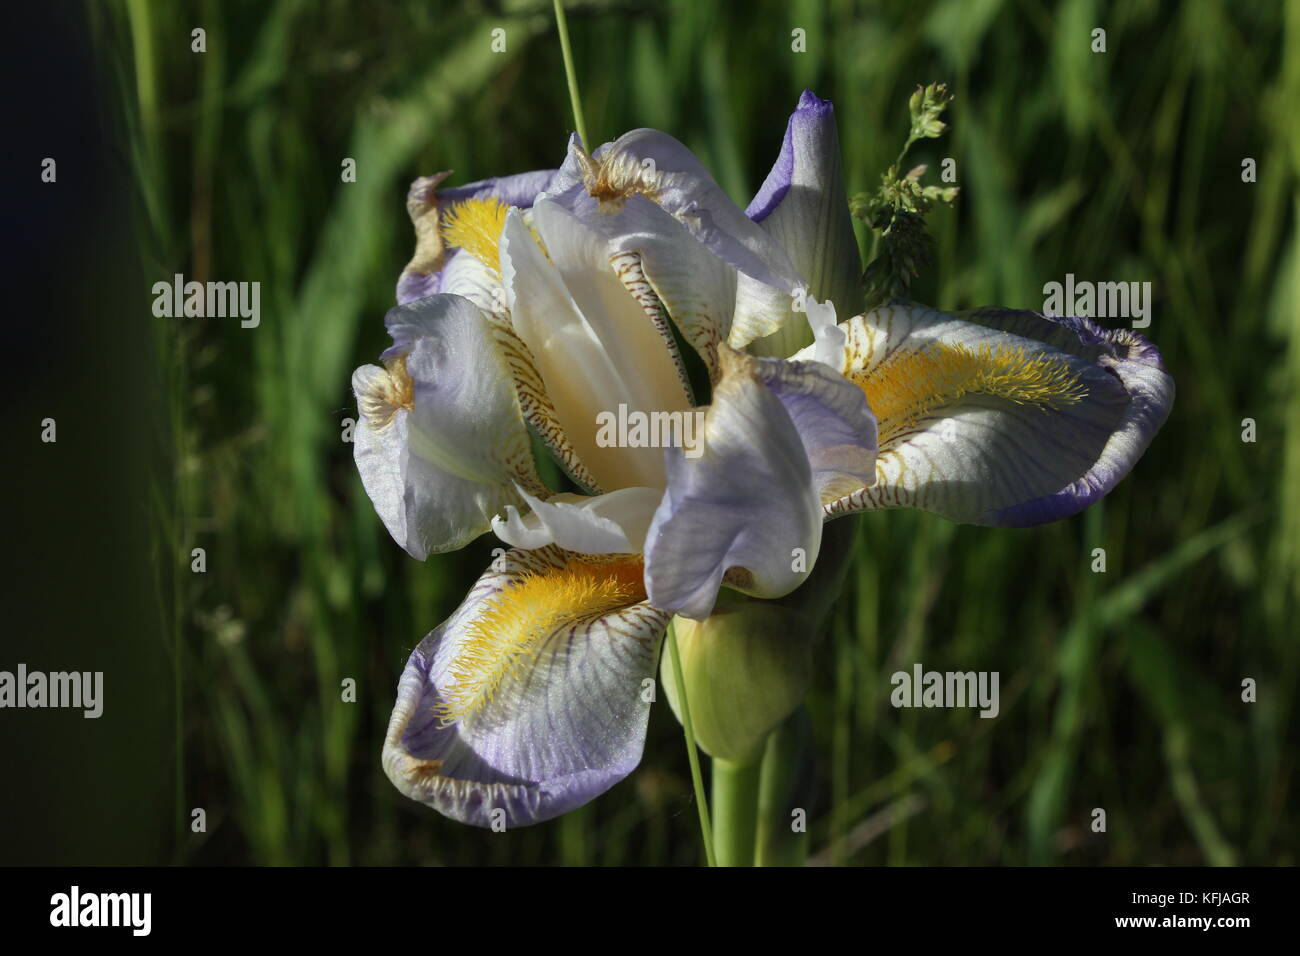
xmin=545 ymin=185 xmax=739 ymax=383
xmin=501 ymin=204 xmax=693 ymax=492
xmin=811 ymin=303 xmax=1174 ymax=526
xmin=734 ymin=91 xmax=863 ymax=357
xmin=382 ymin=547 xmax=668 ymax=828
xmin=550 ymin=129 xmax=804 ymax=295
xmin=644 ymin=347 xmax=876 ymax=619
xmin=396 ymin=168 xmax=555 ymax=306
xmin=352 ymin=294 xmax=540 ymax=558
xmin=492 ymin=486 xmax=664 ymax=554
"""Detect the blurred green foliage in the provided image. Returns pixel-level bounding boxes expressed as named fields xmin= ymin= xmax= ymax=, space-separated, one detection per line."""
xmin=96 ymin=0 xmax=1297 ymax=864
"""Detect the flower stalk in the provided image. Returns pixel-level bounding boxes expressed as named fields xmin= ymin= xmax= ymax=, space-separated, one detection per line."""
xmin=551 ymin=0 xmax=589 ymax=148
xmin=755 ymin=707 xmax=814 ymax=866
xmin=711 ymin=750 xmax=763 ymax=866
xmin=667 ymin=621 xmax=716 ymax=867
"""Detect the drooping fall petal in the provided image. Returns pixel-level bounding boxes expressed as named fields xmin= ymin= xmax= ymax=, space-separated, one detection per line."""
xmin=803 ymin=302 xmax=1174 ymax=526
xmin=382 ymin=547 xmax=668 ymax=827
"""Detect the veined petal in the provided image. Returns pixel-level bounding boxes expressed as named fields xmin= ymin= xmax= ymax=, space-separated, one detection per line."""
xmin=501 ymin=203 xmax=692 ymax=492
xmin=396 ymin=168 xmax=555 ymax=306
xmin=382 ymin=547 xmax=668 ymax=828
xmin=735 ymin=91 xmax=862 ymax=356
xmin=546 ymin=185 xmax=739 ymax=383
xmin=820 ymin=302 xmax=1174 ymax=526
xmin=492 ymin=486 xmax=664 ymax=554
xmin=553 ymin=129 xmax=804 ymax=294
xmin=644 ymin=347 xmax=876 ymax=620
xmin=352 ymin=294 xmax=542 ymax=558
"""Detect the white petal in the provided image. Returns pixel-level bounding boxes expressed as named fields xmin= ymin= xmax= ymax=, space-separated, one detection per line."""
xmin=734 ymin=91 xmax=862 ymax=356
xmin=501 ymin=204 xmax=692 ymax=491
xmin=644 ymin=348 xmax=876 ymax=619
xmin=492 ymin=486 xmax=664 ymax=554
xmin=352 ymin=295 xmax=536 ymax=557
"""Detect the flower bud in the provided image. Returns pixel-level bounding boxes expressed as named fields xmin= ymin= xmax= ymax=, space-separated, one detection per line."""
xmin=660 ymin=601 xmax=813 ymax=763
xmin=659 ymin=518 xmax=855 ymax=762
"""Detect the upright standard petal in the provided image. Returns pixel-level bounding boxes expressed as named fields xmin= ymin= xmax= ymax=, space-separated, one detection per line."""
xmin=812 ymin=302 xmax=1174 ymax=526
xmin=382 ymin=547 xmax=669 ymax=828
xmin=397 ymin=168 xmax=555 ymax=305
xmin=545 ymin=184 xmax=739 ymax=382
xmin=500 ymin=204 xmax=693 ymax=492
xmin=735 ymin=91 xmax=863 ymax=357
xmin=551 ymin=129 xmax=805 ymax=295
xmin=644 ymin=347 xmax=877 ymax=620
xmin=352 ymin=294 xmax=541 ymax=558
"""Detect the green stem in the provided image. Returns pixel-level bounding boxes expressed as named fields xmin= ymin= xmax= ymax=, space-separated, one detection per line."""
xmin=756 ymin=707 xmax=813 ymax=866
xmin=711 ymin=752 xmax=762 ymax=866
xmin=666 ymin=622 xmax=716 ymax=867
xmin=551 ymin=0 xmax=590 ymax=148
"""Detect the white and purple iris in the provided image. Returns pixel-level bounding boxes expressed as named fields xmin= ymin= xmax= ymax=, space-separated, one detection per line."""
xmin=350 ymin=91 xmax=1174 ymax=828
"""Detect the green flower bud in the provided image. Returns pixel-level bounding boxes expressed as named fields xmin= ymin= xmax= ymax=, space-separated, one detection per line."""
xmin=659 ymin=520 xmax=855 ymax=762
xmin=661 ymin=601 xmax=813 ymax=763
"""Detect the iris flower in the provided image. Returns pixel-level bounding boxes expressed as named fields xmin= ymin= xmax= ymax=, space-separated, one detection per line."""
xmin=352 ymin=91 xmax=1173 ymax=828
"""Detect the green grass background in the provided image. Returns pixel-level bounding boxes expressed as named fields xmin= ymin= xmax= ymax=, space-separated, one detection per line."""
xmin=91 ymin=0 xmax=1297 ymax=865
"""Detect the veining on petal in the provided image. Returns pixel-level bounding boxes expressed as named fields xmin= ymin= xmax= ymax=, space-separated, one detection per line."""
xmin=851 ymin=342 xmax=1087 ymax=447
xmin=436 ymin=554 xmax=647 ymax=725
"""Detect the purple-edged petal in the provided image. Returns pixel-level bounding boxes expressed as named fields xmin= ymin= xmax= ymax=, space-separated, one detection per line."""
xmin=734 ymin=91 xmax=863 ymax=357
xmin=550 ymin=129 xmax=805 ymax=295
xmin=397 ymin=246 xmax=499 ymax=313
xmin=382 ymin=547 xmax=668 ymax=828
xmin=396 ymin=168 xmax=556 ymax=306
xmin=815 ymin=302 xmax=1174 ymax=526
xmin=644 ymin=347 xmax=877 ymax=620
xmin=438 ymin=169 xmax=556 ymax=208
xmin=352 ymin=294 xmax=539 ymax=558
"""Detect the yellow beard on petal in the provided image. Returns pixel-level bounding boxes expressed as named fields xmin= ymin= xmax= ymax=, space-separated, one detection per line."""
xmin=436 ymin=555 xmax=647 ymax=726
xmin=441 ymin=197 xmax=509 ymax=275
xmin=852 ymin=342 xmax=1088 ymax=448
